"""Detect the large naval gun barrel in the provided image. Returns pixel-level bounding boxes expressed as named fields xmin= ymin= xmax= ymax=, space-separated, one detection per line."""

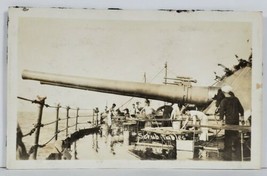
xmin=22 ymin=70 xmax=220 ymax=105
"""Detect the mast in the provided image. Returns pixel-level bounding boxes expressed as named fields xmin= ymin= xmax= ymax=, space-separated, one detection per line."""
xmin=164 ymin=62 xmax=168 ymax=105
xmin=144 ymin=72 xmax=147 ymax=83
xmin=164 ymin=62 xmax=168 ymax=85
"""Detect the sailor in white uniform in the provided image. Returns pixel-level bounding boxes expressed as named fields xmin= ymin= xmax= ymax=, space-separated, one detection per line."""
xmin=183 ymin=110 xmax=209 ymax=141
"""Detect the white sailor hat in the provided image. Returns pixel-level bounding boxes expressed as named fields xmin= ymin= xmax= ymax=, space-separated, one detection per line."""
xmin=221 ymin=85 xmax=233 ymax=93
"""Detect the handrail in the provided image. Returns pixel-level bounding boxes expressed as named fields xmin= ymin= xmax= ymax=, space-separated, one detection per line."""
xmin=17 ymin=96 xmax=98 ymax=160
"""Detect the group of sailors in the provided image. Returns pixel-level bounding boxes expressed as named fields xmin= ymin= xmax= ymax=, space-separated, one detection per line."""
xmin=100 ymin=84 xmax=248 ymax=161
xmin=17 ymin=85 xmax=247 ymax=161
xmin=100 ymin=98 xmax=210 ymax=141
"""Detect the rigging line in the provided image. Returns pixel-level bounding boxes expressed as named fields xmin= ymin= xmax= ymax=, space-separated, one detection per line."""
xmin=78 ymin=115 xmax=94 ymax=117
xmin=166 ymin=68 xmax=179 ymax=77
xmin=69 ymin=107 xmax=78 ymax=110
xmin=118 ymin=66 xmax=165 ymax=108
xmin=18 ymin=96 xmax=63 ymax=110
xmin=38 ymin=134 xmax=58 ymax=148
xmin=78 ymin=108 xmax=94 ymax=111
xmin=39 ymin=122 xmax=93 ymax=148
xmin=22 ymin=127 xmax=36 ymax=137
xmin=67 ymin=107 xmax=81 ymax=110
xmin=58 ymin=126 xmax=68 ymax=133
xmin=149 ymin=67 xmax=165 ymax=82
xmin=66 ymin=124 xmax=77 ymax=128
xmin=45 ymin=104 xmax=58 ymax=109
xmin=62 ymin=106 xmax=76 ymax=110
xmin=68 ymin=116 xmax=77 ymax=119
xmin=17 ymin=96 xmax=50 ymax=106
xmin=55 ymin=105 xmax=93 ymax=111
xmin=17 ymin=96 xmax=42 ymax=105
xmin=42 ymin=119 xmax=60 ymax=127
xmin=17 ymin=96 xmax=35 ymax=102
xmin=59 ymin=117 xmax=68 ymax=121
xmin=18 ymin=97 xmax=92 ymax=111
xmin=118 ymin=97 xmax=134 ymax=109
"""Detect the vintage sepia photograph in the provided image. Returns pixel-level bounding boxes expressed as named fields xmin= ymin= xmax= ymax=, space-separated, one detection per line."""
xmin=7 ymin=7 xmax=262 ymax=169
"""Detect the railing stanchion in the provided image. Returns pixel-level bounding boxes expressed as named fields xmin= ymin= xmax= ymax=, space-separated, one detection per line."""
xmin=95 ymin=108 xmax=99 ymax=126
xmin=73 ymin=108 xmax=79 ymax=160
xmin=55 ymin=104 xmax=60 ymax=141
xmin=75 ymin=108 xmax=79 ymax=132
xmin=96 ymin=111 xmax=99 ymax=126
xmin=33 ymin=96 xmax=46 ymax=160
xmin=92 ymin=110 xmax=95 ymax=125
xmin=66 ymin=106 xmax=70 ymax=137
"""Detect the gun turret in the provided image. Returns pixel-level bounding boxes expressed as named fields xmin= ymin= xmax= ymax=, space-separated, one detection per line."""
xmin=22 ymin=70 xmax=219 ymax=105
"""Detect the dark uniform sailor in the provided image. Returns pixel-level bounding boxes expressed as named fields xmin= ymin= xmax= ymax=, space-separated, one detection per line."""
xmin=219 ymin=85 xmax=244 ymax=161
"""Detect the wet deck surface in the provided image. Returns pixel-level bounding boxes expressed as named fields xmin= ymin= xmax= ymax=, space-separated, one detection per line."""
xmin=75 ymin=133 xmax=138 ymax=160
xmin=69 ymin=125 xmax=250 ymax=161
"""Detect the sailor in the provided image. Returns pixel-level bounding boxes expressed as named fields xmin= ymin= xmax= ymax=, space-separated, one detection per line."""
xmin=135 ymin=101 xmax=142 ymax=114
xmin=213 ymin=89 xmax=225 ymax=111
xmin=123 ymin=108 xmax=130 ymax=119
xmin=107 ymin=103 xmax=116 ymax=128
xmin=129 ymin=103 xmax=137 ymax=117
xmin=156 ymin=102 xmax=173 ymax=127
xmin=170 ymin=103 xmax=182 ymax=120
xmin=94 ymin=107 xmax=100 ymax=125
xmin=219 ymin=85 xmax=244 ymax=161
xmin=104 ymin=106 xmax=108 ymax=113
xmin=183 ymin=110 xmax=209 ymax=141
xmin=140 ymin=99 xmax=155 ymax=127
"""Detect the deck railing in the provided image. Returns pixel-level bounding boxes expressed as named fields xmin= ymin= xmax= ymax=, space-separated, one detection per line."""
xmin=17 ymin=96 xmax=99 ymax=160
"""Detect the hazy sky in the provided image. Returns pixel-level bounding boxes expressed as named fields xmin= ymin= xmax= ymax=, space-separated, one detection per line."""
xmin=16 ymin=10 xmax=252 ymax=112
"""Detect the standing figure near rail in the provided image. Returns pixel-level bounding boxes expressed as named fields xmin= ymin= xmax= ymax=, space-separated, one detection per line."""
xmin=213 ymin=89 xmax=225 ymax=114
xmin=140 ymin=99 xmax=155 ymax=127
xmin=135 ymin=101 xmax=142 ymax=114
xmin=170 ymin=103 xmax=186 ymax=129
xmin=219 ymin=85 xmax=244 ymax=161
xmin=183 ymin=110 xmax=209 ymax=141
xmin=107 ymin=103 xmax=116 ymax=129
xmin=156 ymin=103 xmax=173 ymax=127
xmin=170 ymin=103 xmax=181 ymax=120
xmin=102 ymin=103 xmax=117 ymax=144
xmin=129 ymin=103 xmax=137 ymax=118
